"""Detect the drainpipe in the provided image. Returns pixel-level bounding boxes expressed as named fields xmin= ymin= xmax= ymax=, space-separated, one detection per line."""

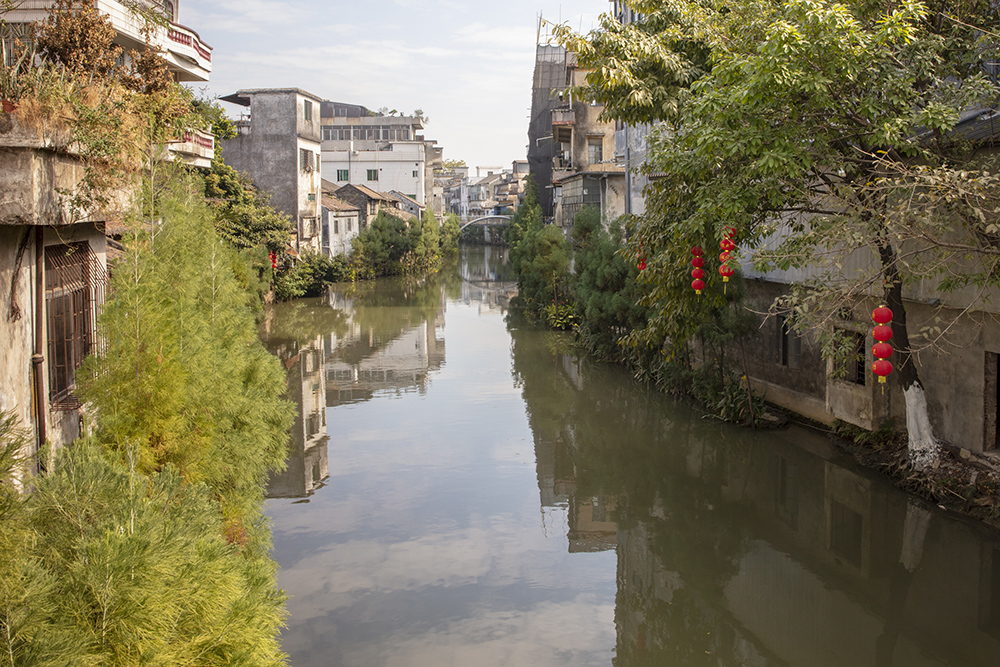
xmin=32 ymin=226 xmax=46 ymax=463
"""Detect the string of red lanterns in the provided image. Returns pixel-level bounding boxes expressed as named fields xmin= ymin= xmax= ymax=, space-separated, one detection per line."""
xmin=269 ymin=250 xmax=277 ymax=270
xmin=718 ymin=227 xmax=736 ymax=292
xmin=691 ymin=246 xmax=705 ymax=294
xmin=871 ymin=305 xmax=893 ymax=390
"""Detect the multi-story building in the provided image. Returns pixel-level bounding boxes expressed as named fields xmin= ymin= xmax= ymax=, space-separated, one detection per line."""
xmin=319 ymin=102 xmax=443 ymax=213
xmin=2 ymin=0 xmax=212 ymax=82
xmin=220 ymin=88 xmax=324 ymax=254
xmin=549 ymin=53 xmax=627 ymax=228
xmin=527 ymin=20 xmax=626 ymax=227
xmin=1 ymin=0 xmax=214 ymax=466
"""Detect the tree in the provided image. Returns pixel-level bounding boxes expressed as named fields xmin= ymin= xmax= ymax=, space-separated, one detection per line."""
xmin=555 ymin=0 xmax=1000 ymax=468
xmin=570 ymin=207 xmax=648 ymax=359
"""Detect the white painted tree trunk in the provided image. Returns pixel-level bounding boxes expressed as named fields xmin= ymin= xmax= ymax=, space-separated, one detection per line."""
xmin=903 ymin=382 xmax=939 ymax=471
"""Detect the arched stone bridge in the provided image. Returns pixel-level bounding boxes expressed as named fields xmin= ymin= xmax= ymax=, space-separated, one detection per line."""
xmin=459 ymin=215 xmax=512 ymax=232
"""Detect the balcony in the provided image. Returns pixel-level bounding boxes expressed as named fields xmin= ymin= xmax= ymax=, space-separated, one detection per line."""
xmin=551 ymin=108 xmax=575 ymax=126
xmin=4 ymin=1 xmax=212 ymax=82
xmin=168 ymin=128 xmax=214 ymax=169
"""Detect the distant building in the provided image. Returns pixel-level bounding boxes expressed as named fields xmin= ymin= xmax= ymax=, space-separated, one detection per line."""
xmin=220 ymin=88 xmax=324 ymax=254
xmin=389 ymin=191 xmax=425 ymax=219
xmin=319 ymin=102 xmax=443 ymax=215
xmin=321 ymin=193 xmax=360 ymax=258
xmin=332 ymin=183 xmax=401 ymax=229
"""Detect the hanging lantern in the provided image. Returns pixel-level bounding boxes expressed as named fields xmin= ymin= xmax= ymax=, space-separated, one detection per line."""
xmin=638 ymin=259 xmax=647 ymax=271
xmin=719 ymin=264 xmax=735 ymax=281
xmin=720 ymin=237 xmax=736 ymax=252
xmin=719 ymin=251 xmax=731 ymax=264
xmin=872 ymin=305 xmax=893 ymax=325
xmin=872 ymin=324 xmax=893 ymax=343
xmin=690 ymin=246 xmax=705 ymax=295
xmin=870 ymin=304 xmax=894 ymax=389
xmin=269 ymin=251 xmax=277 ymax=270
xmin=872 ymin=359 xmax=893 ymax=384
xmin=872 ymin=342 xmax=893 ymax=360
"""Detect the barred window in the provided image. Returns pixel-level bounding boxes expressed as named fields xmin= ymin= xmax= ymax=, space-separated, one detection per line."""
xmin=45 ymin=242 xmax=104 ymax=409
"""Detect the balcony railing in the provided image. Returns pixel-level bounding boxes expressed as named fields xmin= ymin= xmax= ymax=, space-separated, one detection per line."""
xmin=4 ymin=1 xmax=212 ymax=82
xmin=552 ymin=108 xmax=576 ymax=126
xmin=168 ymin=128 xmax=214 ymax=169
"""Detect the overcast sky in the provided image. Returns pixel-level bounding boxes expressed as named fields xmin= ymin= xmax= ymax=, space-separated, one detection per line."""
xmin=182 ymin=0 xmax=606 ymax=170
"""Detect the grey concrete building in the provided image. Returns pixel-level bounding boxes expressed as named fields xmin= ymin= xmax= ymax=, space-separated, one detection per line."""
xmin=0 ymin=113 xmax=109 ymax=467
xmin=220 ymin=88 xmax=324 ymax=254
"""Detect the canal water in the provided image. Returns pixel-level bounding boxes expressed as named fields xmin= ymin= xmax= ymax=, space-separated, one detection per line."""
xmin=263 ymin=246 xmax=1000 ymax=667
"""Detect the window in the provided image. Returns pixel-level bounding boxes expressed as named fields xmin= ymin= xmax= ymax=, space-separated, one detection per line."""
xmin=304 ymin=99 xmax=313 ymax=122
xmin=316 ymin=153 xmax=321 ymax=172
xmin=300 ymin=148 xmax=313 ymax=172
xmin=45 ymin=243 xmax=104 ymax=409
xmin=835 ymin=329 xmax=866 ymax=385
xmin=333 ymin=218 xmax=339 ymax=234
xmin=336 ymin=169 xmax=349 ymax=181
xmin=777 ymin=314 xmax=802 ymax=369
xmin=412 ymin=170 xmax=419 ymax=178
xmin=588 ymin=138 xmax=603 ymax=165
xmin=367 ymin=169 xmax=378 ymax=181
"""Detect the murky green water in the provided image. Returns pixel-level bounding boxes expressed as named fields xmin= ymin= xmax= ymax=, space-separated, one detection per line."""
xmin=263 ymin=246 xmax=1000 ymax=667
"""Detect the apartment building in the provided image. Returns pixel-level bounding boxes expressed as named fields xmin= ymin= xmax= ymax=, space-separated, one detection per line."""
xmin=319 ymin=102 xmax=443 ymax=214
xmin=2 ymin=0 xmax=212 ymax=82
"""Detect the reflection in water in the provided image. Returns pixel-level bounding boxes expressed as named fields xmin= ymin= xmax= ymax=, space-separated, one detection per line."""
xmin=510 ymin=329 xmax=1000 ymax=667
xmin=265 ymin=246 xmax=1000 ymax=667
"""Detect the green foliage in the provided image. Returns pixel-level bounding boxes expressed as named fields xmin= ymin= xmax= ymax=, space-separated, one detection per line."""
xmin=350 ymin=211 xmax=420 ymax=278
xmin=508 ymin=175 xmax=574 ymax=322
xmin=1 ymin=438 xmax=287 ymax=667
xmin=570 ymin=207 xmax=648 ymax=359
xmin=440 ymin=213 xmax=461 ymax=255
xmin=78 ymin=169 xmax=294 ymax=522
xmin=563 ymin=0 xmax=1000 ymax=366
xmin=204 ymin=158 xmax=291 ymax=255
xmin=833 ymin=418 xmax=901 ymax=449
xmin=274 ymin=251 xmax=350 ymax=301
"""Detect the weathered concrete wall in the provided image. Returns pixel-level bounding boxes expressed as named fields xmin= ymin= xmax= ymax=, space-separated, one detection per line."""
xmin=223 ymin=96 xmax=299 ymax=223
xmin=740 ymin=279 xmax=1000 ymax=451
xmin=0 ymin=226 xmax=37 ymax=438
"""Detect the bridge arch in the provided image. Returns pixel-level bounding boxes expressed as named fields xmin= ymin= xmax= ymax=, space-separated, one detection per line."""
xmin=459 ymin=215 xmax=512 ymax=232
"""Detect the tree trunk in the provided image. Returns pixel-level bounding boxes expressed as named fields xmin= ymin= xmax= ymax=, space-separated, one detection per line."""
xmin=878 ymin=242 xmax=939 ymax=470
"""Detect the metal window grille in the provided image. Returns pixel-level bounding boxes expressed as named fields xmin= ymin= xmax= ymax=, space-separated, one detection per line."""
xmin=45 ymin=242 xmax=106 ymax=410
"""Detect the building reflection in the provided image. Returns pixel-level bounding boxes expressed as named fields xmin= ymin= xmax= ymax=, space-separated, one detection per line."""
xmin=324 ymin=286 xmax=446 ymax=406
xmin=512 ymin=330 xmax=1000 ymax=666
xmin=458 ymin=245 xmax=517 ymax=315
xmin=265 ymin=334 xmax=329 ymax=499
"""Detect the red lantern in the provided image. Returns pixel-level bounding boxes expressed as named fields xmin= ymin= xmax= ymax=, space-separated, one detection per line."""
xmin=691 ymin=256 xmax=705 ymax=268
xmin=872 ymin=305 xmax=893 ymax=325
xmin=720 ymin=238 xmax=736 ymax=252
xmin=872 ymin=324 xmax=893 ymax=342
xmin=691 ymin=246 xmax=703 ymax=256
xmin=719 ymin=251 xmax=731 ymax=263
xmin=719 ymin=264 xmax=735 ymax=280
xmin=691 ymin=268 xmax=705 ymax=280
xmin=692 ymin=278 xmax=705 ymax=294
xmin=872 ymin=359 xmax=893 ymax=383
xmin=638 ymin=259 xmax=647 ymax=271
xmin=872 ymin=342 xmax=893 ymax=360
xmin=269 ymin=251 xmax=277 ymax=270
